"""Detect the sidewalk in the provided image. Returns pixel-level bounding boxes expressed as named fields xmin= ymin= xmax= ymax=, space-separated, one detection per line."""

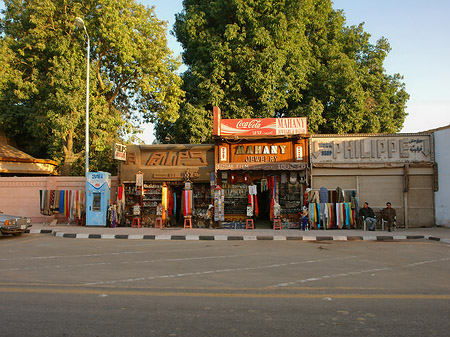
xmin=27 ymin=223 xmax=450 ymax=243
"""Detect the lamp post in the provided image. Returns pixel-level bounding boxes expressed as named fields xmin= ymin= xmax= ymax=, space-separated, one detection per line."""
xmin=74 ymin=17 xmax=90 ymax=176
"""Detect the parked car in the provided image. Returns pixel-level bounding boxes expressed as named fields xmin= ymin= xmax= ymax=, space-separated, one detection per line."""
xmin=0 ymin=212 xmax=32 ymax=236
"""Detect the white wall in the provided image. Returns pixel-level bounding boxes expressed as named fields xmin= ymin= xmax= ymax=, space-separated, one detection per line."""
xmin=434 ymin=128 xmax=450 ymax=227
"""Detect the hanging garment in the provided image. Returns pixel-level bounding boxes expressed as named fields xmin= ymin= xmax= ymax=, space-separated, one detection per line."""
xmin=173 ymin=192 xmax=177 ymax=218
xmin=336 ymin=187 xmax=344 ymax=203
xmin=344 ymin=203 xmax=349 ymax=228
xmin=59 ymin=190 xmax=65 ymax=213
xmin=327 ymin=203 xmax=333 ymax=229
xmin=320 ymin=187 xmax=328 ymax=203
xmin=309 ymin=203 xmax=315 ymax=225
xmin=118 ymin=186 xmax=124 ymax=200
xmin=310 ymin=191 xmax=320 ymax=203
xmin=320 ymin=203 xmax=327 ymax=229
xmin=336 ymin=203 xmax=342 ymax=228
xmin=183 ymin=189 xmax=192 ymax=216
xmin=168 ymin=190 xmax=174 ymax=217
xmin=314 ymin=203 xmax=319 ymax=228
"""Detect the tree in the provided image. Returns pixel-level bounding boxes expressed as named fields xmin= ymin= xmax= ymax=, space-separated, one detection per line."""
xmin=161 ymin=0 xmax=408 ymax=143
xmin=0 ymin=0 xmax=184 ymax=175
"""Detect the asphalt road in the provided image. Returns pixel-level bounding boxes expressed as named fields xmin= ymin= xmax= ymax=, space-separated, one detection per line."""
xmin=1 ymin=234 xmax=449 ymax=337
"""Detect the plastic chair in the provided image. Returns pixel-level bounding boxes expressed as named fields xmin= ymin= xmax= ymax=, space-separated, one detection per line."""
xmin=246 ymin=218 xmax=254 ymax=229
xmin=273 ymin=218 xmax=282 ymax=230
xmin=155 ymin=217 xmax=163 ymax=228
xmin=132 ymin=217 xmax=141 ymax=228
xmin=381 ymin=218 xmax=396 ymax=231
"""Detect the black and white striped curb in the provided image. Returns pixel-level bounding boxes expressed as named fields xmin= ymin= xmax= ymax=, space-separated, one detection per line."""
xmin=25 ymin=229 xmax=450 ymax=243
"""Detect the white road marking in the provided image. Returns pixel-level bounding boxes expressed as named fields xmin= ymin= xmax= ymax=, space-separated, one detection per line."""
xmin=4 ymin=254 xmax=245 ymax=272
xmin=268 ymin=257 xmax=450 ymax=288
xmin=83 ymin=256 xmax=357 ymax=286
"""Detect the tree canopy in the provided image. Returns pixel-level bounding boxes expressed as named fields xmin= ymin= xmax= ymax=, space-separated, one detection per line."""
xmin=159 ymin=0 xmax=408 ymax=143
xmin=0 ymin=0 xmax=184 ymax=175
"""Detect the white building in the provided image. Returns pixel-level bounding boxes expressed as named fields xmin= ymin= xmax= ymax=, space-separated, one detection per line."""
xmin=432 ymin=125 xmax=450 ymax=227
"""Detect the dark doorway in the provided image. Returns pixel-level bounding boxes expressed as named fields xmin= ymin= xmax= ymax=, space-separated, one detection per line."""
xmin=255 ymin=182 xmax=271 ymax=228
xmin=172 ymin=186 xmax=184 ymax=226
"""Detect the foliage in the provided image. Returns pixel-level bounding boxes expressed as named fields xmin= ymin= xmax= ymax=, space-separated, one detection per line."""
xmin=159 ymin=0 xmax=408 ymax=143
xmin=0 ymin=0 xmax=184 ymax=175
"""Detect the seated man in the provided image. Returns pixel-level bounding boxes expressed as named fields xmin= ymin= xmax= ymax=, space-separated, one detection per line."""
xmin=381 ymin=202 xmax=396 ymax=232
xmin=359 ymin=202 xmax=376 ymax=231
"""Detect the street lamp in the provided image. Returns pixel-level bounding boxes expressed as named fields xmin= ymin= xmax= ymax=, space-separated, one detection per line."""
xmin=74 ymin=17 xmax=90 ymax=176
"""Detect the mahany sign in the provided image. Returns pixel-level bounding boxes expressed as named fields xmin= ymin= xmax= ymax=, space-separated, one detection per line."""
xmin=311 ymin=134 xmax=433 ymax=163
xmin=213 ymin=106 xmax=307 ymax=137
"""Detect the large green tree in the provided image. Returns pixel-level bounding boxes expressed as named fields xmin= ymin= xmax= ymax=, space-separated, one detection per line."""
xmin=0 ymin=0 xmax=184 ymax=175
xmin=159 ymin=0 xmax=408 ymax=143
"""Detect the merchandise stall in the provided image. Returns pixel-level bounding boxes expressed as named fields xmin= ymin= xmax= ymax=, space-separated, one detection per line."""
xmin=119 ymin=144 xmax=215 ymax=227
xmin=213 ymin=107 xmax=309 ymax=229
xmin=310 ymin=133 xmax=436 ymax=228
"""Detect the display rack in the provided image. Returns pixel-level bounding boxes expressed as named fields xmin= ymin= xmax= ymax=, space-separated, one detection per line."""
xmin=279 ymin=182 xmax=302 ymax=215
xmin=223 ymin=183 xmax=247 ymax=215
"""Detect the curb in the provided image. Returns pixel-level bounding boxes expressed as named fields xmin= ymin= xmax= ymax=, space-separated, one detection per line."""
xmin=24 ymin=229 xmax=448 ymax=243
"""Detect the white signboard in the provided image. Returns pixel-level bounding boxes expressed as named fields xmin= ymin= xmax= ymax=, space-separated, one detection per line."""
xmin=311 ymin=135 xmax=432 ymax=163
xmin=113 ymin=143 xmax=127 ymax=161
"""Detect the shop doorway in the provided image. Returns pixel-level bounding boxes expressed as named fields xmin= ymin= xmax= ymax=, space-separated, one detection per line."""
xmin=171 ymin=185 xmax=184 ymax=227
xmin=255 ymin=182 xmax=271 ymax=228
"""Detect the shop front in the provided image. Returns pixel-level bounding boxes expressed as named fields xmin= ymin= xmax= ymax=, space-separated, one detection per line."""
xmin=213 ymin=107 xmax=309 ymax=229
xmin=119 ymin=144 xmax=215 ymax=227
xmin=310 ymin=133 xmax=436 ymax=228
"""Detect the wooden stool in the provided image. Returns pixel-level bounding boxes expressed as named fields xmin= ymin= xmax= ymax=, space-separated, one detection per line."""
xmin=155 ymin=217 xmax=163 ymax=228
xmin=184 ymin=216 xmax=192 ymax=229
xmin=273 ymin=218 xmax=282 ymax=230
xmin=246 ymin=219 xmax=254 ymax=229
xmin=132 ymin=217 xmax=141 ymax=228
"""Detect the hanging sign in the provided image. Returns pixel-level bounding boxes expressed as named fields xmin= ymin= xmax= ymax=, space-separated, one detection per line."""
xmin=214 ymin=186 xmax=224 ymax=221
xmin=135 ymin=171 xmax=143 ymax=187
xmin=113 ymin=143 xmax=127 ymax=161
xmin=296 ymin=145 xmax=303 ymax=161
xmin=219 ymin=146 xmax=227 ymax=162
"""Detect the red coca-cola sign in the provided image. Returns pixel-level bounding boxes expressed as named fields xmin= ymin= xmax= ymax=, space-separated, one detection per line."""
xmin=213 ymin=107 xmax=307 ymax=136
xmin=236 ymin=119 xmax=262 ymax=129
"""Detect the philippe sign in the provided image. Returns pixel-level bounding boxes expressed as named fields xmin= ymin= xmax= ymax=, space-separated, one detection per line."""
xmin=213 ymin=106 xmax=307 ymax=136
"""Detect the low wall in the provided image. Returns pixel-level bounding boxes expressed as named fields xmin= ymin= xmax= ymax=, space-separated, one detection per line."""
xmin=0 ymin=176 xmax=118 ymax=224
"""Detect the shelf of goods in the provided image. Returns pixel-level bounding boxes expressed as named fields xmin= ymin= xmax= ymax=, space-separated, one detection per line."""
xmin=223 ymin=183 xmax=247 ymax=215
xmin=279 ymin=182 xmax=302 ymax=215
xmin=142 ymin=183 xmax=162 ymax=217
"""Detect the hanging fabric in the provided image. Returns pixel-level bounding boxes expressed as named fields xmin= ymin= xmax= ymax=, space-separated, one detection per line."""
xmin=336 ymin=187 xmax=344 ymax=203
xmin=183 ymin=189 xmax=192 ymax=216
xmin=308 ymin=203 xmax=314 ymax=225
xmin=173 ymin=192 xmax=177 ymax=218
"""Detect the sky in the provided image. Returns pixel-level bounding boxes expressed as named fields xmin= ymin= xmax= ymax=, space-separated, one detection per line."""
xmin=138 ymin=0 xmax=450 ymax=144
xmin=1 ymin=1 xmax=448 ymax=144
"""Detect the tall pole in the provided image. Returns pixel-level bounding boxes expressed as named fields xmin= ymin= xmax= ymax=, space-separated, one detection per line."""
xmin=75 ymin=17 xmax=89 ymax=177
xmin=85 ymin=35 xmax=90 ymax=176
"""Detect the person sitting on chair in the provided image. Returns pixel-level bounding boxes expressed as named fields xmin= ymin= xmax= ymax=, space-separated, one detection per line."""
xmin=359 ymin=202 xmax=376 ymax=231
xmin=381 ymin=202 xmax=396 ymax=232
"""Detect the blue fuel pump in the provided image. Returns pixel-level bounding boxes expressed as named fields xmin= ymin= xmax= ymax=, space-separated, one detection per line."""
xmin=86 ymin=172 xmax=111 ymax=226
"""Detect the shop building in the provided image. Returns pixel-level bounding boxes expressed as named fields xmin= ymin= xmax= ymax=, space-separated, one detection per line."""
xmin=213 ymin=107 xmax=309 ymax=228
xmin=120 ymin=144 xmax=215 ymax=227
xmin=310 ymin=133 xmax=436 ymax=228
xmin=430 ymin=124 xmax=450 ymax=227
